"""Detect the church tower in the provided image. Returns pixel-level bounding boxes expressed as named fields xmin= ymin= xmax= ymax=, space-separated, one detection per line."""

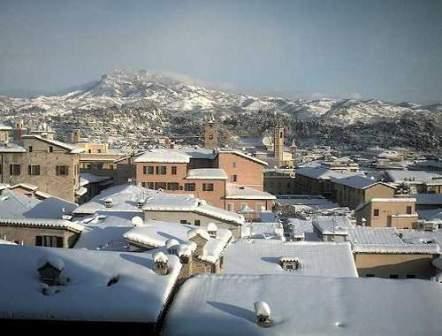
xmin=203 ymin=115 xmax=218 ymax=149
xmin=273 ymin=115 xmax=284 ymax=167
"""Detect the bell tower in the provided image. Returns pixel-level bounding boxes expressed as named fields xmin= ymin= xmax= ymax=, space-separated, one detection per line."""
xmin=203 ymin=114 xmax=218 ymax=149
xmin=273 ymin=114 xmax=284 ymax=167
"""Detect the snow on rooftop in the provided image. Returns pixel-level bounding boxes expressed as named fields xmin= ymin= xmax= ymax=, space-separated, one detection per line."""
xmin=225 ymin=184 xmax=276 ymax=200
xmin=0 ymin=142 xmax=26 ymax=153
xmin=217 ymin=149 xmax=268 ymax=166
xmin=414 ymin=193 xmax=442 ymax=205
xmin=163 ymin=274 xmax=442 ymax=336
xmin=223 ymin=240 xmax=357 ymax=277
xmin=386 ymin=170 xmax=442 ymax=183
xmin=312 ymin=216 xmax=352 ymax=235
xmin=80 ymin=173 xmax=112 ymax=187
xmin=0 ymin=218 xmax=84 ymax=233
xmin=73 ymin=184 xmax=149 ymax=215
xmin=73 ymin=212 xmax=137 ymax=251
xmin=331 ymin=175 xmax=382 ymax=189
xmin=348 ymin=227 xmax=440 ymax=254
xmin=134 ymin=149 xmax=190 ymax=163
xmin=124 ymin=221 xmax=232 ymax=264
xmin=0 ymin=245 xmax=181 ymax=323
xmin=22 ymin=135 xmax=84 ymax=153
xmin=295 ymin=167 xmax=360 ymax=180
xmin=186 ymin=168 xmax=227 ymax=180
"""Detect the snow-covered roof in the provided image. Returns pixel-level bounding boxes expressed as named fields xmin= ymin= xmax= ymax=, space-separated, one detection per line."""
xmin=386 ymin=170 xmax=442 ymax=184
xmin=186 ymin=168 xmax=227 ymax=180
xmin=348 ymin=227 xmax=440 ymax=254
xmin=164 ymin=274 xmax=442 ymax=336
xmin=180 ymin=146 xmax=216 ymax=160
xmin=0 ymin=189 xmax=77 ymax=219
xmin=22 ymin=135 xmax=84 ymax=154
xmin=277 ymin=195 xmax=338 ymax=209
xmin=223 ymin=240 xmax=358 ymax=277
xmin=80 ymin=173 xmax=112 ymax=186
xmin=0 ymin=239 xmax=16 ymax=245
xmin=417 ymin=208 xmax=442 ymax=222
xmin=295 ymin=167 xmax=360 ymax=180
xmin=287 ymin=218 xmax=317 ymax=240
xmin=331 ymin=175 xmax=387 ymax=190
xmin=312 ymin=216 xmax=352 ymax=235
xmin=247 ymin=222 xmax=284 ymax=240
xmin=0 ymin=244 xmax=181 ymax=323
xmin=217 ymin=149 xmax=268 ymax=166
xmin=0 ymin=142 xmax=26 ymax=153
xmin=0 ymin=123 xmax=12 ymax=130
xmin=143 ymin=194 xmax=245 ymax=225
xmin=73 ymin=212 xmax=137 ymax=251
xmin=414 ymin=193 xmax=442 ymax=205
xmin=225 ymin=183 xmax=276 ymax=200
xmin=0 ymin=218 xmax=84 ymax=233
xmin=73 ymin=184 xmax=149 ymax=215
xmin=124 ymin=221 xmax=232 ymax=263
xmin=134 ymin=149 xmax=191 ymax=163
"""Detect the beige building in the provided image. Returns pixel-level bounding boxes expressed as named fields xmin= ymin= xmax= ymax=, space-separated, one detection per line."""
xmin=355 ymin=198 xmax=418 ymax=229
xmin=349 ymin=227 xmax=439 ymax=279
xmin=332 ymin=175 xmax=396 ymax=209
xmin=0 ymin=135 xmax=83 ymax=202
xmin=264 ymin=168 xmax=296 ymax=195
xmin=0 ymin=218 xmax=83 ymax=248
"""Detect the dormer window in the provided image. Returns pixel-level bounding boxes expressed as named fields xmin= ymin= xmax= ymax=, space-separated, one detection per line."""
xmin=280 ymin=257 xmax=301 ymax=271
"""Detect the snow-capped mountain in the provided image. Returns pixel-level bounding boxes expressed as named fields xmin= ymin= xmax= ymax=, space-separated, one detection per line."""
xmin=0 ymin=70 xmax=440 ymax=150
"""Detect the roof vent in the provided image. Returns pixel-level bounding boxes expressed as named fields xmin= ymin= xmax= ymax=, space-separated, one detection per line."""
xmin=153 ymin=252 xmax=169 ymax=275
xmin=254 ymin=301 xmax=273 ymax=328
xmin=104 ymin=198 xmax=113 ymax=208
xmin=279 ymin=257 xmax=301 ymax=271
xmin=37 ymin=256 xmax=65 ymax=286
xmin=137 ymin=198 xmax=145 ymax=208
xmin=166 ymin=239 xmax=180 ymax=255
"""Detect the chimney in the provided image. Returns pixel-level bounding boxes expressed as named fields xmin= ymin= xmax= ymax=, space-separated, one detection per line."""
xmin=104 ymin=198 xmax=113 ymax=208
xmin=207 ymin=223 xmax=218 ymax=239
xmin=254 ymin=301 xmax=273 ymax=328
xmin=153 ymin=252 xmax=169 ymax=275
xmin=188 ymin=229 xmax=210 ymax=256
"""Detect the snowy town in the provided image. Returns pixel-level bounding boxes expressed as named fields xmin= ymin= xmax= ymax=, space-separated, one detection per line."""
xmin=1 ymin=0 xmax=442 ymax=335
xmin=0 ymin=114 xmax=442 ymax=334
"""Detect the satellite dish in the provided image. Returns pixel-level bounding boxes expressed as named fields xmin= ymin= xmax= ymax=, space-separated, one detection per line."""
xmin=131 ymin=216 xmax=144 ymax=227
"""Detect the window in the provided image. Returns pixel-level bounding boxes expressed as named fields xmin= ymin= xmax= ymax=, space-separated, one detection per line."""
xmin=406 ymin=274 xmax=416 ymax=279
xmin=56 ymin=165 xmax=69 ymax=176
xmin=172 ymin=166 xmax=177 ymax=175
xmin=232 ymin=162 xmax=236 ymax=168
xmin=365 ymin=274 xmax=375 ymax=278
xmin=227 ymin=203 xmax=233 ymax=211
xmin=184 ymin=183 xmax=195 ymax=191
xmin=160 ymin=166 xmax=167 ymax=175
xmin=28 ymin=165 xmax=40 ymax=176
xmin=35 ymin=236 xmax=63 ymax=248
xmin=180 ymin=220 xmax=188 ymax=224
xmin=373 ymin=209 xmax=379 ymax=217
xmin=406 ymin=206 xmax=412 ymax=214
xmin=97 ymin=149 xmax=102 ymax=153
xmin=279 ymin=131 xmax=283 ymax=138
xmin=88 ymin=149 xmax=92 ymax=153
xmin=143 ymin=166 xmax=154 ymax=175
xmin=389 ymin=274 xmax=399 ymax=279
xmin=28 ymin=146 xmax=33 ymax=152
xmin=194 ymin=220 xmax=201 ymax=226
xmin=49 ymin=146 xmax=53 ymax=153
xmin=167 ymin=183 xmax=179 ymax=191
xmin=9 ymin=164 xmax=21 ymax=176
xmin=231 ymin=174 xmax=237 ymax=182
xmin=203 ymin=183 xmax=214 ymax=191
xmin=147 ymin=182 xmax=154 ymax=189
xmin=154 ymin=182 xmax=167 ymax=190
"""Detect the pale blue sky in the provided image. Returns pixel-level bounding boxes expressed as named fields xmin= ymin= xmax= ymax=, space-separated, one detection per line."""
xmin=0 ymin=0 xmax=441 ymax=103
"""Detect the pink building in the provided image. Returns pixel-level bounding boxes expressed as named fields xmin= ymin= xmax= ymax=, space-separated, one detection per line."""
xmin=135 ymin=148 xmax=275 ymax=219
